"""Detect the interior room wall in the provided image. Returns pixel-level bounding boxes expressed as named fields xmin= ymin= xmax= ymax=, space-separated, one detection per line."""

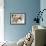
xmin=4 ymin=0 xmax=40 ymax=42
xmin=40 ymin=0 xmax=46 ymax=27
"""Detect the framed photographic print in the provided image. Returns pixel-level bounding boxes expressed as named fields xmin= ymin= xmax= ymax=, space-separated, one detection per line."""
xmin=10 ymin=13 xmax=26 ymax=25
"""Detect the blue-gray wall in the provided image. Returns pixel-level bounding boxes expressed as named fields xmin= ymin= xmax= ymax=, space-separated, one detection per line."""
xmin=40 ymin=0 xmax=46 ymax=27
xmin=4 ymin=0 xmax=40 ymax=42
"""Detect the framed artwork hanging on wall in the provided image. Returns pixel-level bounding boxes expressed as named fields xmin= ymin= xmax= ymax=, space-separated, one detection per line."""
xmin=10 ymin=13 xmax=26 ymax=25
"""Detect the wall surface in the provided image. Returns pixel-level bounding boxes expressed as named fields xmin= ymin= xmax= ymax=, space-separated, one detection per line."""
xmin=40 ymin=0 xmax=46 ymax=27
xmin=4 ymin=0 xmax=40 ymax=42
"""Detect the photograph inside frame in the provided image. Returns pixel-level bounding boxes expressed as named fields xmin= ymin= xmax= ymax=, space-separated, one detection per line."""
xmin=10 ymin=13 xmax=25 ymax=24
